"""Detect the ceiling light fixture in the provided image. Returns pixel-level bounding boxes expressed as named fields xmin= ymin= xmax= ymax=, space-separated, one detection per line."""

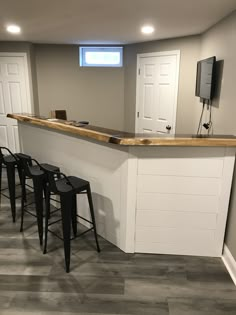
xmin=6 ymin=24 xmax=21 ymax=34
xmin=141 ymin=25 xmax=154 ymax=34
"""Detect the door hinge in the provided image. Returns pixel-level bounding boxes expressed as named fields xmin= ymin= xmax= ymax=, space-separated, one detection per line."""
xmin=137 ymin=111 xmax=140 ymax=118
xmin=138 ymin=68 xmax=140 ymax=75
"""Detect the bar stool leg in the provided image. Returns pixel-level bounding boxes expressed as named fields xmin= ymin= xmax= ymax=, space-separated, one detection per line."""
xmin=86 ymin=185 xmax=100 ymax=253
xmin=20 ymin=172 xmax=26 ymax=232
xmin=33 ymin=177 xmax=44 ymax=246
xmin=71 ymin=195 xmax=77 ymax=237
xmin=60 ymin=195 xmax=72 ymax=273
xmin=6 ymin=164 xmax=16 ymax=222
xmin=17 ymin=163 xmax=26 ymax=202
xmin=42 ymin=182 xmax=47 ymax=217
xmin=43 ymin=188 xmax=50 ymax=254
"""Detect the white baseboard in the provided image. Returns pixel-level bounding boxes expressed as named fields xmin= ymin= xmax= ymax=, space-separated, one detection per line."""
xmin=222 ymin=244 xmax=236 ymax=286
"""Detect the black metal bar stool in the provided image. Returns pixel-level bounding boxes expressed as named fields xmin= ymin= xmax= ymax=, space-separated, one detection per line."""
xmin=42 ymin=168 xmax=100 ymax=273
xmin=18 ymin=155 xmax=60 ymax=246
xmin=0 ymin=147 xmax=26 ymax=222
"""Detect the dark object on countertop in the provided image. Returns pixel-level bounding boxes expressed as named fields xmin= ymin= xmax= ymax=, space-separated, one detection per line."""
xmin=51 ymin=110 xmax=67 ymax=120
xmin=78 ymin=121 xmax=89 ymax=125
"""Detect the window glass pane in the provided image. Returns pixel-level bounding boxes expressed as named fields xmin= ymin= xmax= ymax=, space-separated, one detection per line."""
xmin=85 ymin=52 xmax=121 ymax=65
xmin=80 ymin=47 xmax=123 ymax=67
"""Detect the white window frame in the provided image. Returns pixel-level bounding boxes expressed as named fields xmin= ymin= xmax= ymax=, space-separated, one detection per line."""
xmin=79 ymin=46 xmax=123 ymax=67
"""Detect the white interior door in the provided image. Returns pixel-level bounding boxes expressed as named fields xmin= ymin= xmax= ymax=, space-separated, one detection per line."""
xmin=0 ymin=54 xmax=32 ymax=152
xmin=136 ymin=51 xmax=180 ymax=134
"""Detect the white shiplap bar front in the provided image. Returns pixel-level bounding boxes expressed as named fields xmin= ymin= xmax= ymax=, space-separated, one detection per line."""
xmin=18 ymin=122 xmax=235 ymax=257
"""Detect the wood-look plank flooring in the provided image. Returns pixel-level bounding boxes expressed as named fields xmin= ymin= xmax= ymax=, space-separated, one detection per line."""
xmin=0 ymin=176 xmax=236 ymax=314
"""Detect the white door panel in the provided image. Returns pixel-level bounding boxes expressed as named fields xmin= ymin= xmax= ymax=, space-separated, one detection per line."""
xmin=0 ymin=54 xmax=31 ymax=152
xmin=0 ymin=82 xmax=5 ymax=114
xmin=156 ymin=56 xmax=177 ymax=133
xmin=136 ymin=51 xmax=179 ymax=134
xmin=0 ymin=125 xmax=8 ymax=147
xmin=138 ymin=58 xmax=156 ymax=132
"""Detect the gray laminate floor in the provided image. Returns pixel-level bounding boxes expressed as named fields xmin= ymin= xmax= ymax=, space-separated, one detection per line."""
xmin=0 ymin=183 xmax=236 ymax=314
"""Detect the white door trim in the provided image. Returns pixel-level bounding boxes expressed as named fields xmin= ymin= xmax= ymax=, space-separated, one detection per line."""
xmin=0 ymin=52 xmax=33 ymax=114
xmin=135 ymin=50 xmax=180 ymax=133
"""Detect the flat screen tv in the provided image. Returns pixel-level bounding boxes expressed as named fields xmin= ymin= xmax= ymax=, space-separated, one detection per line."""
xmin=195 ymin=56 xmax=216 ymax=101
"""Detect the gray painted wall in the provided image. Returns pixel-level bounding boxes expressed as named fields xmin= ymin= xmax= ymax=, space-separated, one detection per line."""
xmin=123 ymin=36 xmax=201 ymax=133
xmin=0 ymin=41 xmax=39 ymax=114
xmin=34 ymin=37 xmax=201 ymax=133
xmin=35 ymin=44 xmax=125 ymax=130
xmin=200 ymin=11 xmax=236 ymax=260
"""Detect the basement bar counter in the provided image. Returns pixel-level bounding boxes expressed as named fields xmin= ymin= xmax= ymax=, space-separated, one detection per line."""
xmin=7 ymin=113 xmax=236 ymax=146
xmin=8 ymin=113 xmax=236 ymax=257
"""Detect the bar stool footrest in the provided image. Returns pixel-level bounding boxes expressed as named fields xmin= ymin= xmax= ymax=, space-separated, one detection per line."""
xmin=48 ymin=226 xmax=94 ymax=242
xmin=76 ymin=214 xmax=93 ymax=225
xmin=70 ymin=227 xmax=94 ymax=240
xmin=24 ymin=209 xmax=38 ymax=218
xmin=48 ymin=218 xmax=62 ymax=226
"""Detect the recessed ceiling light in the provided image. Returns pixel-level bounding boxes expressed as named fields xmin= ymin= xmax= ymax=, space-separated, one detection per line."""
xmin=6 ymin=24 xmax=21 ymax=34
xmin=141 ymin=25 xmax=154 ymax=34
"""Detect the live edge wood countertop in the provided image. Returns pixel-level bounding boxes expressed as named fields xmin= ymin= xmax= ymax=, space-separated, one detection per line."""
xmin=7 ymin=113 xmax=236 ymax=147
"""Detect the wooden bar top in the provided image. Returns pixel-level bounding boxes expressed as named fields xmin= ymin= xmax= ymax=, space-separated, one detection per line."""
xmin=7 ymin=113 xmax=236 ymax=147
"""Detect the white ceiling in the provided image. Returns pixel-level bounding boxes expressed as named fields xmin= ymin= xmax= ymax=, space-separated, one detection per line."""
xmin=0 ymin=0 xmax=236 ymax=45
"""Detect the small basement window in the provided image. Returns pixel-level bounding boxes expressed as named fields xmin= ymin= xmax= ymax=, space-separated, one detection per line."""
xmin=79 ymin=47 xmax=123 ymax=67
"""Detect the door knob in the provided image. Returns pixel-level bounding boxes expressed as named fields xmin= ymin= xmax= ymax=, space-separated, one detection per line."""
xmin=166 ymin=125 xmax=171 ymax=131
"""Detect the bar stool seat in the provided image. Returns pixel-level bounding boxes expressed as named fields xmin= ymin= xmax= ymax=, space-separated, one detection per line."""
xmin=3 ymin=155 xmax=18 ymax=163
xmin=29 ymin=163 xmax=58 ymax=176
xmin=42 ymin=168 xmax=100 ymax=273
xmin=55 ymin=176 xmax=88 ymax=193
